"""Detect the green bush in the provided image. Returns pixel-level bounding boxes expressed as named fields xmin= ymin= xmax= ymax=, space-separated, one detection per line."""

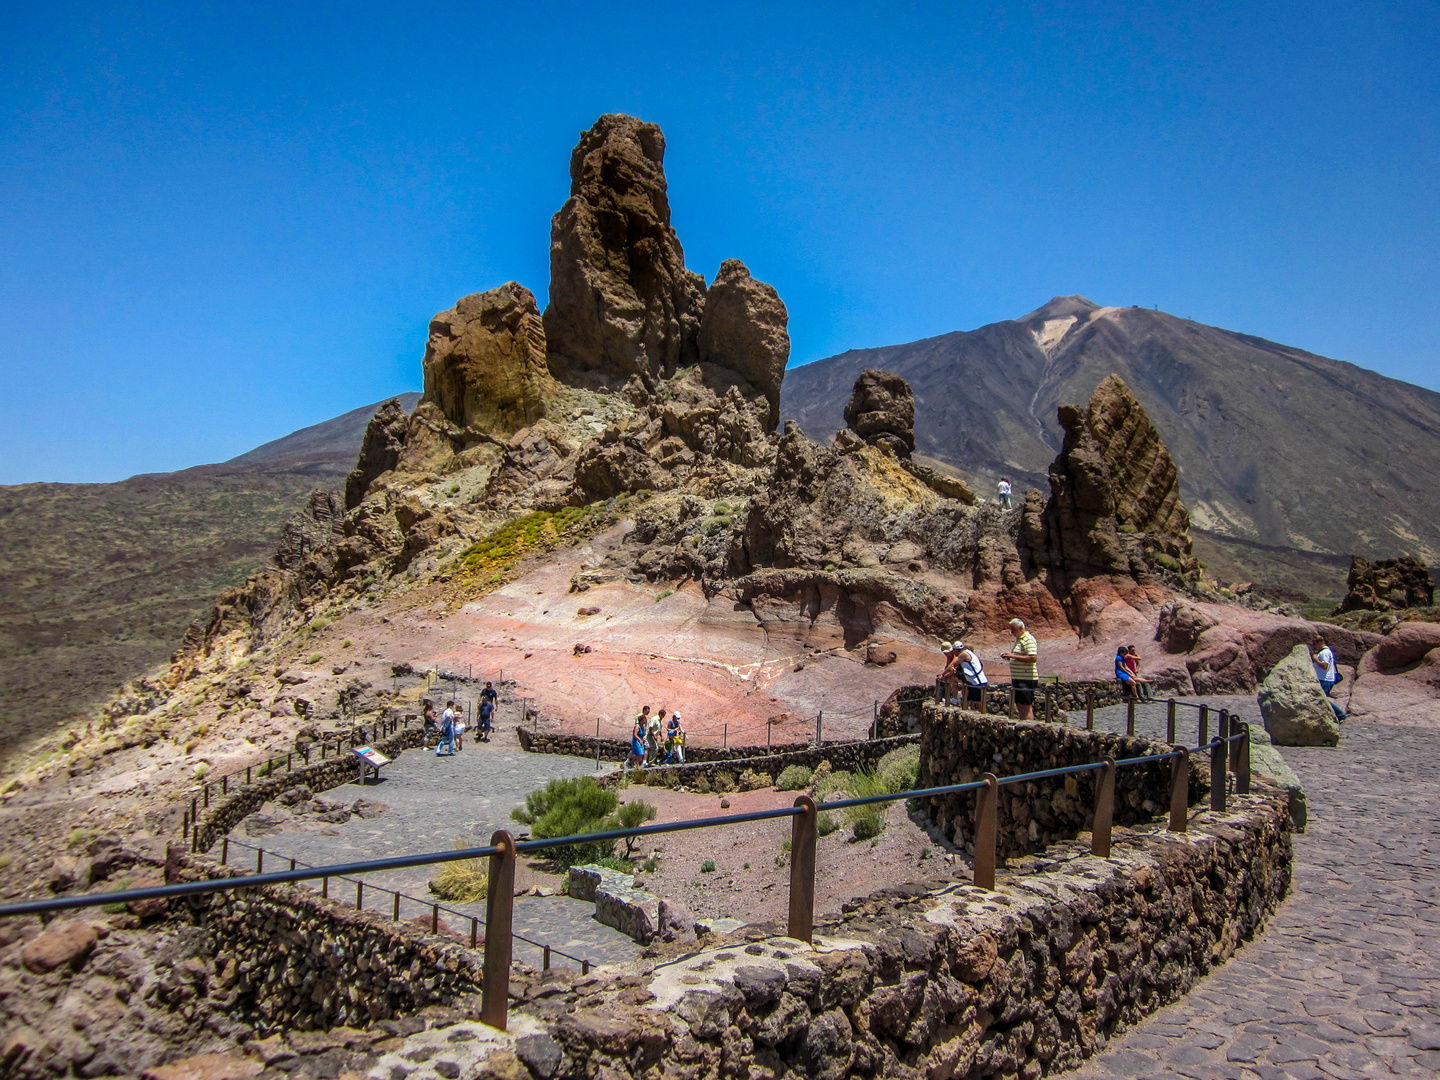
xmin=738 ymin=768 xmax=772 ymax=791
xmin=700 ymin=859 xmax=717 ymax=873
xmin=510 ymin=777 xmax=618 ymax=869
xmin=307 ymin=652 xmax=323 ymax=665
xmin=593 ymin=856 xmax=631 ymax=873
xmin=851 ymin=811 xmax=885 ymax=841
xmin=840 ymin=767 xmax=893 ymax=841
xmin=877 ymin=746 xmax=920 ymax=794
xmin=613 ymin=799 xmax=658 ymax=857
xmin=775 ymin=764 xmax=813 ymax=791
xmin=817 ymin=812 xmax=840 ymax=837
xmin=814 ymin=769 xmax=854 ymax=801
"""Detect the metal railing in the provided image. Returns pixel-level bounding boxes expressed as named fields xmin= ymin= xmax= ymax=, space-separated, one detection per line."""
xmin=0 ymin=715 xmax=1254 ymax=1033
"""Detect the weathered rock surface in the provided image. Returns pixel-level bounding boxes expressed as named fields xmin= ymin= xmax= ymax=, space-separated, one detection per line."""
xmin=142 ymin=1053 xmax=262 ymax=1080
xmin=423 ymin=282 xmax=557 ymax=436
xmin=1348 ymin=621 xmax=1440 ymax=721
xmin=1246 ymin=722 xmax=1307 ymax=830
xmin=344 ymin=399 xmax=410 ymax=509
xmin=1258 ymin=644 xmax=1341 ymax=746
xmin=1336 ymin=555 xmax=1435 ymax=613
xmin=697 ymin=259 xmax=789 ymax=429
xmin=543 ymin=114 xmax=705 ymax=389
xmin=20 ymin=919 xmax=95 ymax=973
xmin=1023 ymin=375 xmax=1198 ymax=591
xmin=844 ymin=368 xmax=915 ymax=456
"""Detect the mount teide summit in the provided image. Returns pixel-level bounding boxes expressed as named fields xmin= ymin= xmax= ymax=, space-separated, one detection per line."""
xmin=781 ymin=297 xmax=1440 ymax=588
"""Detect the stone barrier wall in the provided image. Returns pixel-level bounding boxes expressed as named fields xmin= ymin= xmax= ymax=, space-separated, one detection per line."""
xmin=918 ymin=703 xmax=1208 ymax=859
xmin=874 ymin=685 xmax=931 ymax=738
xmin=488 ymin=782 xmax=1292 ymax=1080
xmin=166 ymin=852 xmax=485 ymax=1030
xmin=192 ymin=723 xmax=424 ymax=853
xmin=516 ymin=726 xmax=819 ymax=762
xmin=596 ymin=735 xmax=921 ymax=793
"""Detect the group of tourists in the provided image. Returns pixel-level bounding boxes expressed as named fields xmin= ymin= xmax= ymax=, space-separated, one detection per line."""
xmin=423 ymin=682 xmax=499 ymax=756
xmin=1114 ymin=645 xmax=1154 ymax=701
xmin=627 ymin=705 xmax=686 ymax=767
xmin=936 ymin=618 xmax=1041 ymax=719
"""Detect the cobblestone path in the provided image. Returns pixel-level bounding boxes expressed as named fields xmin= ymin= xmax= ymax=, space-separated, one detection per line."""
xmin=1064 ymin=711 xmax=1440 ymax=1078
xmin=241 ymin=727 xmax=639 ymax=970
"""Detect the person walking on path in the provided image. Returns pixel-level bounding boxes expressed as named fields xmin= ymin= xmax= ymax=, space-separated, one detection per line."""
xmin=628 ymin=707 xmax=651 ymax=769
xmin=453 ymin=704 xmax=465 ymax=751
xmin=997 ymin=478 xmax=1013 ymax=510
xmin=955 ymin=640 xmax=989 ymax=709
xmin=422 ymin=699 xmax=439 ymax=748
xmin=646 ymin=711 xmax=665 ymax=766
xmin=435 ymin=702 xmax=456 ymax=756
xmin=1125 ymin=646 xmax=1154 ymax=701
xmin=479 ymin=682 xmax=498 ymax=738
xmin=1312 ymin=635 xmax=1347 ymax=720
xmin=1001 ymin=618 xmax=1039 ymax=719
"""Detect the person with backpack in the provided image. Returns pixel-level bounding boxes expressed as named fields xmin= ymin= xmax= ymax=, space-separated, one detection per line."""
xmin=954 ymin=640 xmax=989 ymax=708
xmin=435 ymin=701 xmax=456 ymax=756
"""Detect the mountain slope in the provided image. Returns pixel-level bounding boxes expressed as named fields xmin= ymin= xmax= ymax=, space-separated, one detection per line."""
xmin=781 ymin=297 xmax=1440 ymax=591
xmin=0 ymin=395 xmax=415 ymax=766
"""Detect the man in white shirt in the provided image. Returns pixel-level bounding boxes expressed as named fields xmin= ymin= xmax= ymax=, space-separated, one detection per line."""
xmin=1311 ymin=636 xmax=1347 ymax=720
xmin=997 ymin=479 xmax=1013 ymax=510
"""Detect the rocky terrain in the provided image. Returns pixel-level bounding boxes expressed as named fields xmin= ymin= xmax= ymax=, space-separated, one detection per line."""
xmin=781 ymin=294 xmax=1440 ymax=602
xmin=0 ymin=395 xmax=416 ymax=771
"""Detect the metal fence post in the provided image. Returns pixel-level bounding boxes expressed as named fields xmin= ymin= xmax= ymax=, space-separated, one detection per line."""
xmin=481 ymin=830 xmax=516 ymax=1031
xmin=1237 ymin=723 xmax=1251 ymax=795
xmin=1091 ymin=759 xmax=1116 ymax=858
xmin=393 ymin=892 xmax=401 ymax=921
xmin=1225 ymin=710 xmax=1240 ymax=772
xmin=1169 ymin=748 xmax=1190 ymax=833
xmin=787 ymin=796 xmax=817 ymax=943
xmin=356 ymin=880 xmax=364 ymax=909
xmin=1086 ymin=690 xmax=1095 ymax=731
xmin=1210 ymin=739 xmax=1227 ymax=813
xmin=974 ymin=774 xmax=1000 ymax=890
xmin=1199 ymin=705 xmax=1209 ymax=746
xmin=1126 ymin=699 xmax=1136 ymax=736
xmin=1166 ymin=699 xmax=1176 ymax=744
xmin=203 ymin=783 xmax=210 ymax=808
xmin=815 ymin=712 xmax=823 ymax=748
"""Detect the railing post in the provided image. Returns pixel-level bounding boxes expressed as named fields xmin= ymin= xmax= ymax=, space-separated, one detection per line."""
xmin=182 ymin=809 xmax=189 ymax=841
xmin=1224 ymin=710 xmax=1240 ymax=772
xmin=222 ymin=774 xmax=228 ymax=795
xmin=481 ymin=829 xmax=517 ymax=1031
xmin=256 ymin=850 xmax=263 ymax=873
xmin=543 ymin=945 xmax=551 ymax=971
xmin=356 ymin=880 xmax=364 ymax=909
xmin=1126 ymin=699 xmax=1135 ymax=736
xmin=321 ymin=877 xmax=329 ymax=899
xmin=393 ymin=892 xmax=401 ymax=921
xmin=1007 ymin=685 xmax=1016 ymax=719
xmin=203 ymin=783 xmax=210 ymax=808
xmin=1044 ymin=686 xmax=1054 ymax=723
xmin=787 ymin=796 xmax=817 ymax=943
xmin=1199 ymin=705 xmax=1209 ymax=746
xmin=1086 ymin=690 xmax=1095 ymax=731
xmin=1210 ymin=739 xmax=1227 ymax=813
xmin=1091 ymin=759 xmax=1116 ymax=858
xmin=1169 ymin=748 xmax=1190 ymax=833
xmin=1237 ymin=723 xmax=1251 ymax=794
xmin=470 ymin=917 xmax=479 ymax=949
xmin=246 ymin=766 xmax=251 ymax=785
xmin=221 ymin=838 xmax=229 ymax=865
xmin=974 ymin=774 xmax=1000 ymax=890
xmin=1166 ymin=699 xmax=1176 ymax=744
xmin=815 ymin=712 xmax=823 ymax=748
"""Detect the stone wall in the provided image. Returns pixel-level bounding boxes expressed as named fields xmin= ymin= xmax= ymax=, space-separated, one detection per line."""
xmin=480 ymin=782 xmax=1292 ymax=1080
xmin=193 ymin=722 xmax=424 ymax=853
xmin=918 ymin=703 xmax=1207 ymax=859
xmin=516 ymin=725 xmax=818 ymax=762
xmin=599 ymin=736 xmax=921 ymax=792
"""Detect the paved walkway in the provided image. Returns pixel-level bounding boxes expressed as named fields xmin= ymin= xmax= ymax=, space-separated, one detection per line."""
xmin=1063 ymin=708 xmax=1440 ymax=1079
xmin=241 ymin=728 xmax=637 ymax=970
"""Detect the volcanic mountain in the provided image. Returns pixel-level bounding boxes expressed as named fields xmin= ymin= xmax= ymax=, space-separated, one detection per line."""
xmin=780 ymin=297 xmax=1440 ymax=598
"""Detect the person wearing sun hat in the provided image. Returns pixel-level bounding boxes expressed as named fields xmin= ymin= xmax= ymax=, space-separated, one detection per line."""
xmin=939 ymin=641 xmax=962 ymax=705
xmin=665 ymin=712 xmax=685 ymax=764
xmin=953 ymin=638 xmax=989 ymax=708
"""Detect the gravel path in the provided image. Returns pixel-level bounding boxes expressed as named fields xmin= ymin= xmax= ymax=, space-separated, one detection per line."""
xmin=1061 ymin=710 xmax=1440 ymax=1078
xmin=238 ymin=726 xmax=638 ymax=971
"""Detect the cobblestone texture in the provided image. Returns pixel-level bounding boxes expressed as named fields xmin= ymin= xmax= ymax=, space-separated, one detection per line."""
xmin=1061 ymin=709 xmax=1440 ymax=1079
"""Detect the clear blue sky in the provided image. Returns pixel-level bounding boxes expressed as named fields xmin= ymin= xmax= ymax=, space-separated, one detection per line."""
xmin=3 ymin=1 xmax=1436 ymax=483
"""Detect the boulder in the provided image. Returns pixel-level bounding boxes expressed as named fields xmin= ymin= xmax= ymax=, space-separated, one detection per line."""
xmin=1258 ymin=644 xmax=1341 ymax=746
xmin=21 ymin=919 xmax=96 ymax=973
xmin=1347 ymin=621 xmax=1440 ymax=721
xmin=843 ymin=369 xmax=915 ymax=456
xmin=422 ymin=282 xmax=557 ymax=436
xmin=345 ymin=398 xmax=411 ymax=509
xmin=698 ymin=259 xmax=790 ymax=429
xmin=1245 ymin=723 xmax=1307 ymax=830
xmin=1335 ymin=555 xmax=1434 ymax=613
xmin=544 ymin=114 xmax=706 ymax=388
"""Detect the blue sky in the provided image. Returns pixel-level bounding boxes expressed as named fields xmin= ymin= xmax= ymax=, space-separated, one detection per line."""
xmin=2 ymin=1 xmax=1436 ymax=483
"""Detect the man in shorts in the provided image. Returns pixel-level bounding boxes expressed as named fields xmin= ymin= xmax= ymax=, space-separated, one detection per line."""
xmin=954 ymin=639 xmax=988 ymax=709
xmin=1001 ymin=618 xmax=1039 ymax=719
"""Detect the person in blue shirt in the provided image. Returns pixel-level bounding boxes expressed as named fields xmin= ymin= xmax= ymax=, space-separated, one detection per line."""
xmin=1114 ymin=648 xmax=1136 ymax=699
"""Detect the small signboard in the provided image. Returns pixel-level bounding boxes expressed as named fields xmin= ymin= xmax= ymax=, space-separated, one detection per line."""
xmin=353 ymin=745 xmax=391 ymax=784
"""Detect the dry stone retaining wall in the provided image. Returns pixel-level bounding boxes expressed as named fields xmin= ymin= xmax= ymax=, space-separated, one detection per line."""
xmin=876 ymin=681 xmax=1133 ymax=737
xmin=599 ymin=736 xmax=920 ymax=792
xmin=918 ymin=704 xmax=1207 ymax=859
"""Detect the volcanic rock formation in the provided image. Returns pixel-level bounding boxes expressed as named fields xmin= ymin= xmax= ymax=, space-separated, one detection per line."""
xmin=844 ymin=368 xmax=915 ymax=457
xmin=1335 ymin=555 xmax=1435 ymax=614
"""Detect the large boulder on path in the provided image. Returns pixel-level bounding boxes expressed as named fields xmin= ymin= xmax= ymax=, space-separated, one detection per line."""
xmin=1258 ymin=644 xmax=1341 ymax=746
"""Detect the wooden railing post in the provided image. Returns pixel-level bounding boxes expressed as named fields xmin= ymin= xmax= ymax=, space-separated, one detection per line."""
xmin=1211 ymin=738 xmax=1227 ymax=813
xmin=1091 ymin=759 xmax=1116 ymax=858
xmin=1166 ymin=699 xmax=1176 ymax=744
xmin=221 ymin=837 xmax=228 ymax=865
xmin=1126 ymin=699 xmax=1136 ymax=736
xmin=787 ymin=796 xmax=817 ymax=943
xmin=1199 ymin=705 xmax=1209 ymax=746
xmin=974 ymin=774 xmax=1000 ymax=890
xmin=1007 ymin=686 xmax=1016 ymax=719
xmin=481 ymin=830 xmax=516 ymax=1031
xmin=1086 ymin=690 xmax=1095 ymax=730
xmin=1169 ymin=748 xmax=1190 ymax=833
xmin=392 ymin=892 xmax=401 ymax=921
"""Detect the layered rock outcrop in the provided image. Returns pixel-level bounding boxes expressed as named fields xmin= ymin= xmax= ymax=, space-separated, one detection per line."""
xmin=697 ymin=259 xmax=790 ymax=429
xmin=844 ymin=368 xmax=915 ymax=456
xmin=1335 ymin=555 xmax=1434 ymax=613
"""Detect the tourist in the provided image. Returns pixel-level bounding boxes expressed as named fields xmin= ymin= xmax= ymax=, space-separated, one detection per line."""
xmin=422 ymin=699 xmax=438 ymax=748
xmin=997 ymin=478 xmax=1013 ymax=510
xmin=666 ymin=713 xmax=686 ymax=764
xmin=1312 ymin=636 xmax=1347 ymax=720
xmin=938 ymin=641 xmax=962 ymax=704
xmin=453 ymin=704 xmax=466 ymax=751
xmin=1125 ymin=646 xmax=1154 ymax=701
xmin=1001 ymin=618 xmax=1039 ymax=719
xmin=647 ymin=711 xmax=665 ymax=766
xmin=628 ymin=706 xmax=651 ymax=769
xmin=478 ymin=691 xmax=495 ymax=741
xmin=435 ymin=701 xmax=456 ymax=756
xmin=1115 ymin=647 xmax=1136 ymax=699
xmin=955 ymin=640 xmax=989 ymax=709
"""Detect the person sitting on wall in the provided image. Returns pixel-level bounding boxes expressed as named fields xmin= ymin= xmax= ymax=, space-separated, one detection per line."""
xmin=954 ymin=640 xmax=989 ymax=709
xmin=1125 ymin=646 xmax=1154 ymax=702
xmin=1115 ymin=647 xmax=1136 ymax=699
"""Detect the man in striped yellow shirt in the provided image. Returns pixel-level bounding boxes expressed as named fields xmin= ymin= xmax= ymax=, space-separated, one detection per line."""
xmin=1001 ymin=617 xmax=1039 ymax=719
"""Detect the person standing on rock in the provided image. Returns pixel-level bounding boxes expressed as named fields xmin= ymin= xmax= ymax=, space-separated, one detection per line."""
xmin=997 ymin=478 xmax=1013 ymax=510
xmin=955 ymin=640 xmax=989 ymax=709
xmin=1001 ymin=618 xmax=1039 ymax=719
xmin=1312 ymin=636 xmax=1347 ymax=720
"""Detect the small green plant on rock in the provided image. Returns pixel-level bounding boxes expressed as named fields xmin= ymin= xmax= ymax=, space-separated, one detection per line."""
xmin=700 ymin=859 xmax=717 ymax=873
xmin=775 ymin=764 xmax=813 ymax=791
